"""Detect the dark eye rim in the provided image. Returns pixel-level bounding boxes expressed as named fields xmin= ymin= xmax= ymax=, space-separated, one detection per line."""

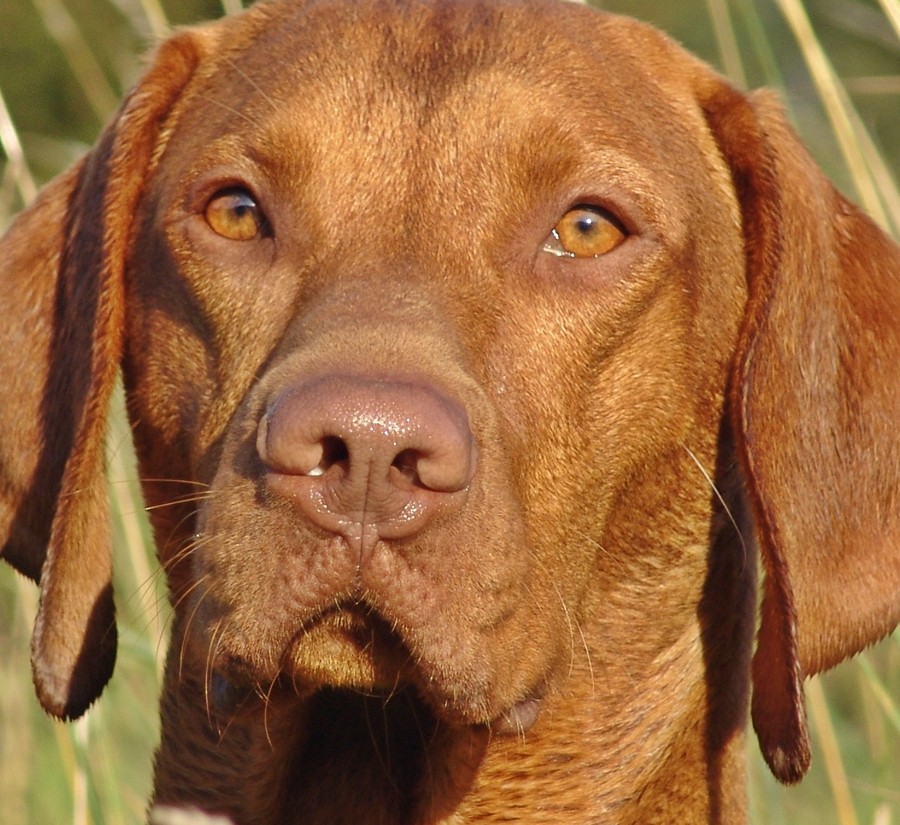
xmin=561 ymin=203 xmax=630 ymax=239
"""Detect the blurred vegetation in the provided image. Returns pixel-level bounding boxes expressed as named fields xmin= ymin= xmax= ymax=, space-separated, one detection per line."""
xmin=0 ymin=1 xmax=897 ymax=824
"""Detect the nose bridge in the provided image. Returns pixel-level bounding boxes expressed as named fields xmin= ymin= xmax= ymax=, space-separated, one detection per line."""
xmin=283 ymin=268 xmax=477 ymax=380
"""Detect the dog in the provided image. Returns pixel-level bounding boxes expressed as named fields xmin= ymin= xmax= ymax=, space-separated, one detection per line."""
xmin=1 ymin=0 xmax=898 ymax=822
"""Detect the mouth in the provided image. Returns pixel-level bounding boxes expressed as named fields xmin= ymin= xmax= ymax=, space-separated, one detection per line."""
xmin=209 ymin=601 xmax=547 ymax=736
xmin=205 ymin=661 xmax=540 ymax=818
xmin=286 ymin=685 xmax=491 ymax=817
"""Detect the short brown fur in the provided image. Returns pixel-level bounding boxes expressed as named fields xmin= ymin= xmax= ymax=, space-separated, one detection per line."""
xmin=1 ymin=1 xmax=898 ymax=823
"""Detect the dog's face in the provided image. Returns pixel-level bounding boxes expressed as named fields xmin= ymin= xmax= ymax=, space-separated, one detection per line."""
xmin=124 ymin=1 xmax=745 ymax=732
xmin=3 ymin=0 xmax=898 ymax=820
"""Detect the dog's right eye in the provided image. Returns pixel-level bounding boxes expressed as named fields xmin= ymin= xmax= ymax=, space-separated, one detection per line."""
xmin=204 ymin=188 xmax=269 ymax=241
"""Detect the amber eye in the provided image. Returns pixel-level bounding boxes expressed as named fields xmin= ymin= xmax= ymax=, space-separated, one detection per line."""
xmin=543 ymin=206 xmax=627 ymax=258
xmin=204 ymin=188 xmax=268 ymax=241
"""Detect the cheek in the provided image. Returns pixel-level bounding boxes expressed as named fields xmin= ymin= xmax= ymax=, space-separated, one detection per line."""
xmin=484 ymin=271 xmax=697 ymax=530
xmin=481 ymin=286 xmax=704 ymax=624
xmin=124 ymin=221 xmax=307 ymax=477
xmin=584 ymin=291 xmax=698 ymax=468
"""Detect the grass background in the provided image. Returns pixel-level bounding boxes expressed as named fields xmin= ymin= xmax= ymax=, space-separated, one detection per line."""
xmin=0 ymin=0 xmax=897 ymax=823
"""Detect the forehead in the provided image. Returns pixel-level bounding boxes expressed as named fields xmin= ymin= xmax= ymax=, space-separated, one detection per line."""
xmin=164 ymin=0 xmax=723 ymax=232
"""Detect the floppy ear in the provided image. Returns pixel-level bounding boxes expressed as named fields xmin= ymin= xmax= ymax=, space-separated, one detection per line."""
xmin=0 ymin=29 xmax=216 ymax=720
xmin=701 ymin=81 xmax=900 ymax=783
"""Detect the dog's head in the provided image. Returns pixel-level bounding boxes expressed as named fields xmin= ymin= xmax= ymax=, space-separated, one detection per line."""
xmin=1 ymin=0 xmax=897 ymax=794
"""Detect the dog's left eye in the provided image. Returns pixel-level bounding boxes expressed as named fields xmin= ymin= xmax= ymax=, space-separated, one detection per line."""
xmin=543 ymin=206 xmax=627 ymax=258
xmin=204 ymin=188 xmax=269 ymax=241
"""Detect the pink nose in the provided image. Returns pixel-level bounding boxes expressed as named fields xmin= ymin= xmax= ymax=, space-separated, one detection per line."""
xmin=257 ymin=375 xmax=476 ymax=553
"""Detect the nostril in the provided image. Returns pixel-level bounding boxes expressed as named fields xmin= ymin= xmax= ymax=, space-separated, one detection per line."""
xmin=268 ymin=433 xmax=349 ymax=478
xmin=391 ymin=448 xmax=422 ymax=485
xmin=257 ymin=405 xmax=352 ymax=478
xmin=310 ymin=436 xmax=349 ymax=477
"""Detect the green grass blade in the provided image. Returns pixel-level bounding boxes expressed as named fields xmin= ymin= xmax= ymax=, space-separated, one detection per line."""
xmin=773 ymin=0 xmax=896 ymax=231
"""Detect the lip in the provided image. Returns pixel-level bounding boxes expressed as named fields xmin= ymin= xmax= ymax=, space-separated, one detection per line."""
xmin=208 ymin=596 xmax=554 ymax=737
xmin=282 ymin=604 xmax=417 ymax=692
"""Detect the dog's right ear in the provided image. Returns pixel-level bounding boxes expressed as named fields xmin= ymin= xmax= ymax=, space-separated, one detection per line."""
xmin=0 ymin=25 xmax=219 ymax=720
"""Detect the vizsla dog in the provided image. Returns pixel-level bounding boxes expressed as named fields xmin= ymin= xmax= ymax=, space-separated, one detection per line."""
xmin=1 ymin=0 xmax=898 ymax=822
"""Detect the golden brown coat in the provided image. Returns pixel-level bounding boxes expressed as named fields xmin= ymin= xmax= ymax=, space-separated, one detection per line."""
xmin=1 ymin=1 xmax=898 ymax=822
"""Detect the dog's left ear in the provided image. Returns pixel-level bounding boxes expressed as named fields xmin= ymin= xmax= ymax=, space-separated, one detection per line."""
xmin=699 ymin=78 xmax=900 ymax=783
